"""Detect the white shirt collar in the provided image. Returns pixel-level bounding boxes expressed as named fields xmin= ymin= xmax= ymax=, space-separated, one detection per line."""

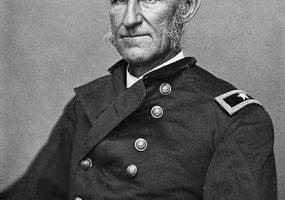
xmin=126 ymin=51 xmax=184 ymax=88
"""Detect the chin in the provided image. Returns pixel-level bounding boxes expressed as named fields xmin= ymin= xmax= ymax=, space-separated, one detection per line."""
xmin=120 ymin=47 xmax=156 ymax=65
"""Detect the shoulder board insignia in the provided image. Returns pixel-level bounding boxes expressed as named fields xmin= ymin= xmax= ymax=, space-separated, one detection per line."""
xmin=215 ymin=90 xmax=263 ymax=116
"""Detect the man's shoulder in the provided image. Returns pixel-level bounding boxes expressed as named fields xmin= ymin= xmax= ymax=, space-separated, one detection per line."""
xmin=183 ymin=64 xmax=237 ymax=99
xmin=182 ymin=64 xmax=264 ymax=116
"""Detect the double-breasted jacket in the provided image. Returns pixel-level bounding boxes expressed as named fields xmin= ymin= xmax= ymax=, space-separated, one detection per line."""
xmin=0 ymin=57 xmax=277 ymax=200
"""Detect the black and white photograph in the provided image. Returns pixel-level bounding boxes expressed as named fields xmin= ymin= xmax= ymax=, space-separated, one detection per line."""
xmin=0 ymin=0 xmax=284 ymax=199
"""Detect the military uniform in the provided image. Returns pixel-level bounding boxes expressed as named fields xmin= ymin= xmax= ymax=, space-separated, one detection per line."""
xmin=0 ymin=57 xmax=277 ymax=200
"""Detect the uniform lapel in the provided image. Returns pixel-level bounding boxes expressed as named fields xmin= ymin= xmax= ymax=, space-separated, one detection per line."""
xmin=74 ymin=76 xmax=115 ymax=125
xmin=74 ymin=60 xmax=146 ymax=153
xmin=84 ymin=80 xmax=146 ymax=151
xmin=74 ymin=57 xmax=196 ymax=154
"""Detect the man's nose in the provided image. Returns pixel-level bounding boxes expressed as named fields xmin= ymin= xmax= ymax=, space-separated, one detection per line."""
xmin=123 ymin=1 xmax=143 ymax=28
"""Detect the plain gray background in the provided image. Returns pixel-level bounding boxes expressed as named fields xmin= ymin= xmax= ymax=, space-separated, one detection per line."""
xmin=0 ymin=0 xmax=284 ymax=199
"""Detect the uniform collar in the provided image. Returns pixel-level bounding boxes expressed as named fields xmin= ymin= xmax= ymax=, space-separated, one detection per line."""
xmin=108 ymin=56 xmax=196 ymax=82
xmin=126 ymin=51 xmax=185 ymax=88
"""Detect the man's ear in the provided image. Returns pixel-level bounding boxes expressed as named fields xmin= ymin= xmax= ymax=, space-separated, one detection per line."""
xmin=182 ymin=0 xmax=201 ymax=23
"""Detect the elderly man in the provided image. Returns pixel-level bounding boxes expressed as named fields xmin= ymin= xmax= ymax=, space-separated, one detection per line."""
xmin=0 ymin=0 xmax=277 ymax=199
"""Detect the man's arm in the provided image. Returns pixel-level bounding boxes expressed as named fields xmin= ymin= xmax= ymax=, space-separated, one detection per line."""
xmin=203 ymin=106 xmax=277 ymax=200
xmin=0 ymin=98 xmax=78 ymax=200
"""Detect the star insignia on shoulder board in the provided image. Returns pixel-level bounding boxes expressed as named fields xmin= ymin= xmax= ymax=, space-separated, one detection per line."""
xmin=237 ymin=93 xmax=249 ymax=100
xmin=215 ymin=90 xmax=263 ymax=116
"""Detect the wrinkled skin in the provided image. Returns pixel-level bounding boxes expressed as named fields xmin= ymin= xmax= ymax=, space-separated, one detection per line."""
xmin=107 ymin=0 xmax=186 ymax=76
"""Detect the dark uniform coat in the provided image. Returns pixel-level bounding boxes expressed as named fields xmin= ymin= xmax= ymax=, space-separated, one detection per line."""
xmin=0 ymin=57 xmax=277 ymax=200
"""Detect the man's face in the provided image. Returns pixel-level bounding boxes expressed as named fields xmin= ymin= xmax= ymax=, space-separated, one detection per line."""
xmin=108 ymin=0 xmax=182 ymax=65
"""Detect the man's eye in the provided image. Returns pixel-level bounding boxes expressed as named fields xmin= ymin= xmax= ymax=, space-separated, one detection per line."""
xmin=141 ymin=0 xmax=157 ymax=3
xmin=110 ymin=0 xmax=158 ymax=4
xmin=110 ymin=0 xmax=128 ymax=4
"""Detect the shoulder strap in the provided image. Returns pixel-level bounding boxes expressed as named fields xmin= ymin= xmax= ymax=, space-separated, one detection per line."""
xmin=215 ymin=90 xmax=263 ymax=116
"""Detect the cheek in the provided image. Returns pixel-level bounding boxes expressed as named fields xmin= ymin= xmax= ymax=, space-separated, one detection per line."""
xmin=153 ymin=18 xmax=173 ymax=45
xmin=109 ymin=16 xmax=118 ymax=28
xmin=109 ymin=12 xmax=123 ymax=32
xmin=148 ymin=10 xmax=174 ymax=36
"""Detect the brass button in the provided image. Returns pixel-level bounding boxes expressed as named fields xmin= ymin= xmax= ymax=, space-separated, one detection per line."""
xmin=135 ymin=138 xmax=147 ymax=152
xmin=126 ymin=164 xmax=138 ymax=178
xmin=160 ymin=83 xmax=171 ymax=95
xmin=151 ymin=106 xmax=163 ymax=118
xmin=80 ymin=157 xmax=92 ymax=170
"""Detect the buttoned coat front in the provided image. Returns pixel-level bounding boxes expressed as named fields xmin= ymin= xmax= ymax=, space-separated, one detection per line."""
xmin=0 ymin=57 xmax=277 ymax=200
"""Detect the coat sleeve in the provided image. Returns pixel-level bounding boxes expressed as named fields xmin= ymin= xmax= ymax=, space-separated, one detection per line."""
xmin=203 ymin=106 xmax=277 ymax=200
xmin=0 ymin=98 xmax=78 ymax=200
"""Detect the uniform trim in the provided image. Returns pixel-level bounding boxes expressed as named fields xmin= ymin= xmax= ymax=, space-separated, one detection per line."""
xmin=215 ymin=90 xmax=262 ymax=116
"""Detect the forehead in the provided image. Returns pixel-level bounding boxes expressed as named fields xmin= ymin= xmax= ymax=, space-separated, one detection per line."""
xmin=107 ymin=0 xmax=181 ymax=8
xmin=107 ymin=0 xmax=182 ymax=20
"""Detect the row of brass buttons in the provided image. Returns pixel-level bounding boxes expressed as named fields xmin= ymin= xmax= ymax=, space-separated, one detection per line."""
xmin=77 ymin=83 xmax=172 ymax=198
xmin=151 ymin=83 xmax=171 ymax=119
xmin=126 ymin=83 xmax=172 ymax=178
xmin=80 ymin=138 xmax=148 ymax=171
xmin=126 ymin=138 xmax=148 ymax=178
